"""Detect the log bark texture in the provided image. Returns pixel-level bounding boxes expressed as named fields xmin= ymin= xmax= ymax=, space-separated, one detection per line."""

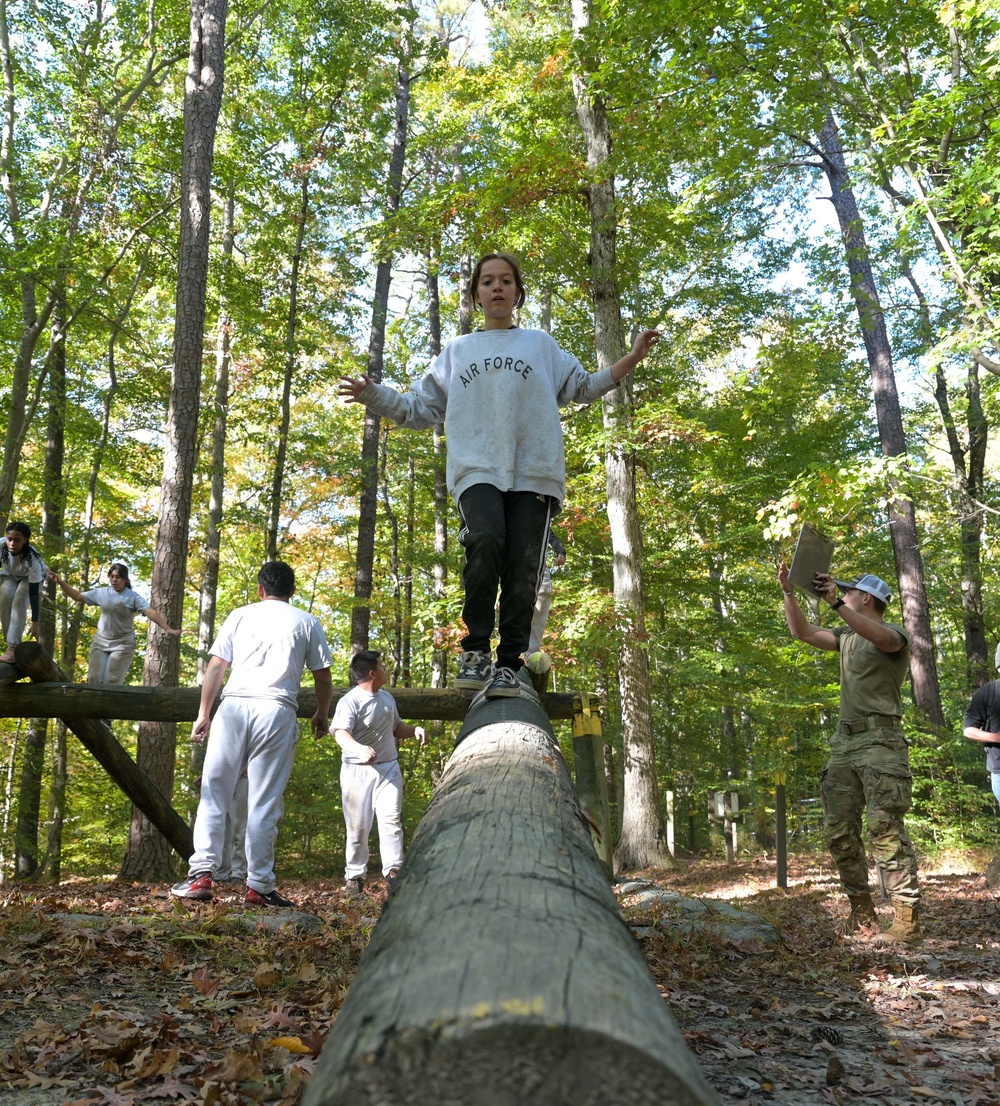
xmin=13 ymin=642 xmax=193 ymax=860
xmin=303 ymin=694 xmax=718 ymax=1106
xmin=0 ymin=681 xmax=589 ymax=723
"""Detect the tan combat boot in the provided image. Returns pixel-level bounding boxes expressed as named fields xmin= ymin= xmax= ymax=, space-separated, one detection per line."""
xmin=845 ymin=892 xmax=879 ymax=934
xmin=874 ymin=903 xmax=922 ymax=945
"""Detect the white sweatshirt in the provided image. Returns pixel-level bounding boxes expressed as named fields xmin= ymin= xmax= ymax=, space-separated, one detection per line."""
xmin=357 ymin=328 xmax=617 ymax=507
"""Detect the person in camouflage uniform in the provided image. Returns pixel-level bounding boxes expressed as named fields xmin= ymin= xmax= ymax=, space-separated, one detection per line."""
xmin=778 ymin=564 xmax=921 ymax=944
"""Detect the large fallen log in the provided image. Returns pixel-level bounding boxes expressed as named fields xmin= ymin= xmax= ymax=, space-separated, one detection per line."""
xmin=12 ymin=642 xmax=194 ymax=861
xmin=303 ymin=693 xmax=719 ymax=1106
xmin=0 ymin=678 xmax=589 ymax=722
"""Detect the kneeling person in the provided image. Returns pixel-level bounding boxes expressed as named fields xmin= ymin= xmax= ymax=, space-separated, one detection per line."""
xmin=334 ymin=650 xmax=426 ymax=896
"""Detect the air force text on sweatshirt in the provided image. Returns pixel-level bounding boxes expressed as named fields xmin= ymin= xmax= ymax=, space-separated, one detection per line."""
xmin=357 ymin=329 xmax=617 ymax=507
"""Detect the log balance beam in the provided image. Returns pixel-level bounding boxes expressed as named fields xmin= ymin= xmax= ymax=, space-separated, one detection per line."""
xmin=301 ymin=691 xmax=720 ymax=1106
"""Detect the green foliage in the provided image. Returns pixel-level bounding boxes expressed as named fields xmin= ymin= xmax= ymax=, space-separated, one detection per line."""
xmin=4 ymin=0 xmax=1000 ymax=881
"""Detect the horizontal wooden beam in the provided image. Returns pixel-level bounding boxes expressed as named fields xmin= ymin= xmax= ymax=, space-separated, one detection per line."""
xmin=0 ymin=680 xmax=596 ymax=723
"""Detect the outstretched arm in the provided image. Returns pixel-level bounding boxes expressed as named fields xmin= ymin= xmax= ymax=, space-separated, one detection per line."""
xmin=145 ymin=608 xmax=182 ymax=635
xmin=338 ymin=375 xmax=371 ymax=403
xmin=610 ymin=329 xmax=660 ymax=384
xmin=49 ymin=572 xmax=87 ymax=604
xmin=778 ymin=562 xmax=838 ymax=651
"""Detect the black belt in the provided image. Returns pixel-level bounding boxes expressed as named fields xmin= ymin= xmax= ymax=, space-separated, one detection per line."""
xmin=837 ymin=715 xmax=901 ymax=734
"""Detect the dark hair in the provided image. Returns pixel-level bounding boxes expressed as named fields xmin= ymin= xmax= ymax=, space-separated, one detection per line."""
xmin=2 ymin=521 xmax=39 ymax=569
xmin=871 ymin=596 xmax=887 ymax=616
xmin=350 ymin=649 xmax=381 ymax=682
xmin=469 ymin=252 xmax=526 ymax=310
xmin=258 ymin=560 xmax=295 ymax=598
xmin=108 ymin=563 xmax=132 ymax=589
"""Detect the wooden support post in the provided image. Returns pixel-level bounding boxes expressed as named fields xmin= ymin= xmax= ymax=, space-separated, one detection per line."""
xmin=303 ymin=693 xmax=720 ymax=1106
xmin=725 ymin=791 xmax=739 ymax=865
xmin=12 ymin=643 xmax=194 ymax=861
xmin=571 ymin=691 xmax=613 ymax=875
xmin=775 ymin=773 xmax=787 ymax=890
xmin=664 ymin=789 xmax=675 ymax=859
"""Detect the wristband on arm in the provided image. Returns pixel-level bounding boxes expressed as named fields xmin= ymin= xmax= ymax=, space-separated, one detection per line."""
xmin=28 ymin=580 xmax=41 ymax=621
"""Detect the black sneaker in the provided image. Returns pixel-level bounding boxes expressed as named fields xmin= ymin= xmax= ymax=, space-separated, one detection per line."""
xmin=385 ymin=867 xmax=401 ymax=893
xmin=455 ymin=650 xmax=492 ymax=690
xmin=484 ymin=666 xmax=524 ymax=698
xmin=344 ymin=876 xmax=365 ymax=898
xmin=245 ymin=887 xmax=295 ymax=908
xmin=170 ymin=871 xmax=213 ymax=900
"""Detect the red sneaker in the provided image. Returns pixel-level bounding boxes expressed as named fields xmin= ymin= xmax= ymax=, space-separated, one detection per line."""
xmin=245 ymin=887 xmax=295 ymax=908
xmin=170 ymin=871 xmax=213 ymax=900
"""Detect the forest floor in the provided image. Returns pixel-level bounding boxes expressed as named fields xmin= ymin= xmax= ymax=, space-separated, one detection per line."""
xmin=0 ymin=851 xmax=998 ymax=1106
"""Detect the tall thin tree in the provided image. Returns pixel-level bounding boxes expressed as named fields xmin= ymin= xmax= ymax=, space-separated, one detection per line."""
xmin=122 ymin=0 xmax=228 ymax=879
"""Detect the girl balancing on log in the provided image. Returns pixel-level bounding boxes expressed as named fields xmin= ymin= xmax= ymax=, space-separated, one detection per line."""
xmin=0 ymin=521 xmax=47 ymax=664
xmin=49 ymin=562 xmax=181 ymax=684
xmin=339 ymin=251 xmax=659 ymax=700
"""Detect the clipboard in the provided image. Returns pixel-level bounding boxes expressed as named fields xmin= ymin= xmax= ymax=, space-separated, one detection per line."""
xmin=788 ymin=523 xmax=835 ymax=593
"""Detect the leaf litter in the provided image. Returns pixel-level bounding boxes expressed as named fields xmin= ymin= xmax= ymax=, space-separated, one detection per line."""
xmin=0 ymin=854 xmax=998 ymax=1105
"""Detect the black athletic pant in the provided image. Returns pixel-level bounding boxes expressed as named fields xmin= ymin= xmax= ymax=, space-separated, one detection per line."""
xmin=457 ymin=484 xmax=554 ymax=670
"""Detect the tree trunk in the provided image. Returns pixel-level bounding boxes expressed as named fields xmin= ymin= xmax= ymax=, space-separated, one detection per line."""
xmin=123 ymin=0 xmax=228 ymax=880
xmin=301 ymin=695 xmax=718 ymax=1106
xmin=350 ymin=23 xmax=412 ymax=654
xmin=17 ymin=293 xmax=68 ymax=880
xmin=426 ymin=264 xmax=449 ymax=691
xmin=198 ymin=183 xmax=235 ymax=687
xmin=571 ymin=0 xmax=670 ymax=871
xmin=817 ymin=111 xmax=945 ymax=731
xmin=267 ymin=172 xmax=308 ymax=561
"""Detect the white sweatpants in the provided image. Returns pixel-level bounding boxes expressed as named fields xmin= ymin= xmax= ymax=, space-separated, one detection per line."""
xmin=0 ymin=576 xmax=30 ymax=647
xmin=188 ymin=697 xmax=299 ymax=894
xmin=88 ymin=641 xmax=136 ymax=685
xmin=341 ymin=759 xmax=404 ymax=879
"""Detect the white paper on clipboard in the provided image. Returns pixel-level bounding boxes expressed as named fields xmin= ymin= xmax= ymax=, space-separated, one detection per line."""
xmin=788 ymin=523 xmax=835 ymax=593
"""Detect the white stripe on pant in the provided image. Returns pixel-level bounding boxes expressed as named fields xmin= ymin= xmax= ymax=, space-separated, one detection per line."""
xmin=187 ymin=697 xmax=298 ymax=895
xmin=341 ymin=759 xmax=404 ymax=879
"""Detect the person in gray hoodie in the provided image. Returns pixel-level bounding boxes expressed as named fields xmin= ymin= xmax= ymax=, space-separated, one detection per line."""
xmin=339 ymin=252 xmax=658 ymax=699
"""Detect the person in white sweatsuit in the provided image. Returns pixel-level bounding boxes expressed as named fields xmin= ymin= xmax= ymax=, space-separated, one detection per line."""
xmin=171 ymin=560 xmax=333 ymax=909
xmin=333 ymin=649 xmax=426 ymax=896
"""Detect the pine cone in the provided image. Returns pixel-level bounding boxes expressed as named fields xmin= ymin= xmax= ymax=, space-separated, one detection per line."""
xmin=811 ymin=1024 xmax=844 ymax=1046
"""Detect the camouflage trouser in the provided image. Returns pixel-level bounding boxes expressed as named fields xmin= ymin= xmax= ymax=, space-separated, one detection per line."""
xmin=820 ymin=726 xmax=920 ymax=907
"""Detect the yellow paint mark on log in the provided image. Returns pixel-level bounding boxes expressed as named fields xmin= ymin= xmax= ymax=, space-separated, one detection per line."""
xmin=468 ymin=996 xmax=546 ymax=1018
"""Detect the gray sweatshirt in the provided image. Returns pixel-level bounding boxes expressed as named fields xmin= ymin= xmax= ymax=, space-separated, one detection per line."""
xmin=357 ymin=328 xmax=617 ymax=507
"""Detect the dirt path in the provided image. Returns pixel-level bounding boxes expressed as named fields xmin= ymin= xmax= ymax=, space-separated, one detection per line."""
xmin=1 ymin=855 xmax=998 ymax=1105
xmin=634 ymin=857 xmax=1000 ymax=1106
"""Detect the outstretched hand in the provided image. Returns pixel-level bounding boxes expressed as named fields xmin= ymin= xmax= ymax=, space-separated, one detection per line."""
xmin=631 ymin=329 xmax=661 ymax=361
xmin=339 ymin=375 xmax=371 ymax=403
